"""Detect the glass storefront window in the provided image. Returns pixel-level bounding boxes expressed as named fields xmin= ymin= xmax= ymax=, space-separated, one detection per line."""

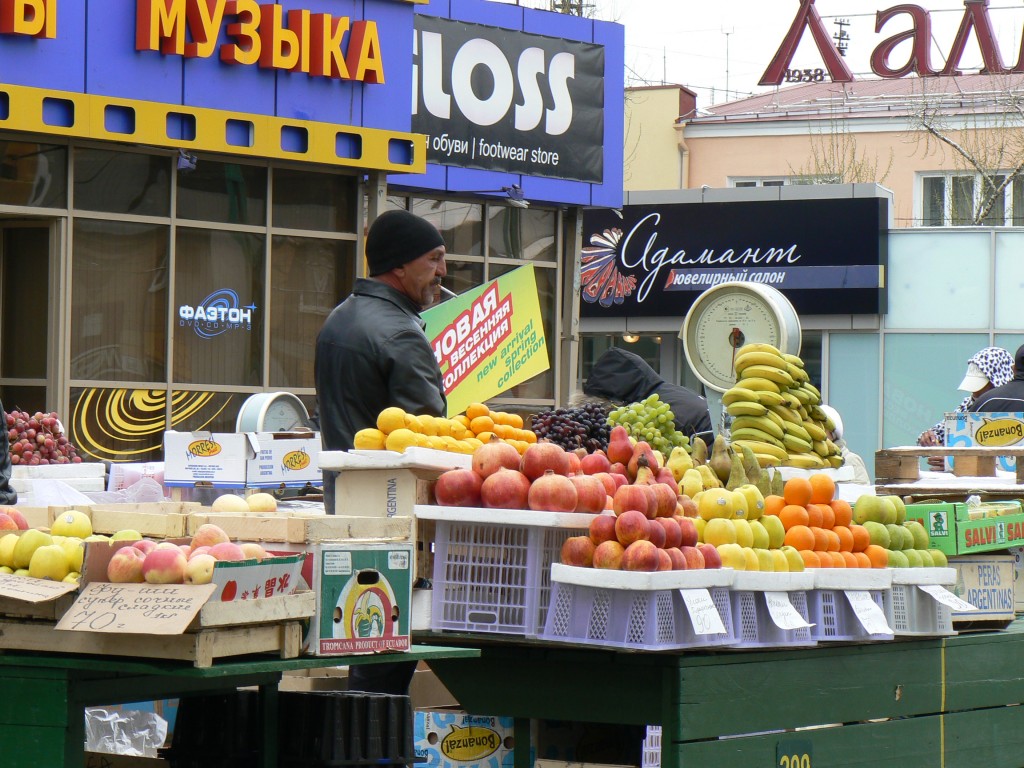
xmin=173 ymin=227 xmax=264 ymax=386
xmin=74 ymin=147 xmax=170 ymax=216
xmin=270 ymin=236 xmax=355 ymax=389
xmin=273 ymin=167 xmax=356 ymax=232
xmin=0 ymin=142 xmax=67 ymax=208
xmin=177 ymin=159 xmax=267 ymax=226
xmin=411 ymin=198 xmax=483 ymax=255
xmin=488 ymin=206 xmax=556 ymax=261
xmin=441 ymin=258 xmax=484 ymax=298
xmin=71 ymin=220 xmax=168 ymax=382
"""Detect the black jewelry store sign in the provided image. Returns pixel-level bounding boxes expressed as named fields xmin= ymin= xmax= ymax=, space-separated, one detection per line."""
xmin=580 ymin=197 xmax=888 ymax=318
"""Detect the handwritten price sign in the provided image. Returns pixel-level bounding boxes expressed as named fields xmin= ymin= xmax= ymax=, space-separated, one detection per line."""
xmin=679 ymin=588 xmax=726 ymax=636
xmin=56 ymin=582 xmax=215 ymax=635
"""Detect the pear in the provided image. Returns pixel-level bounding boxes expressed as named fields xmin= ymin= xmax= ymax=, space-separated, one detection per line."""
xmin=667 ymin=446 xmax=693 ymax=482
xmin=697 ymin=463 xmax=722 ymax=489
xmin=725 ymin=451 xmax=747 ymax=491
xmin=690 ymin=435 xmax=708 ymax=465
xmin=738 ymin=443 xmax=763 ymax=486
xmin=770 ymin=467 xmax=784 ymax=497
xmin=681 ymin=468 xmax=704 ymax=498
xmin=709 ymin=434 xmax=732 ymax=485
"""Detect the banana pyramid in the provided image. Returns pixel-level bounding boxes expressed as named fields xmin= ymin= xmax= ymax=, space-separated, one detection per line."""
xmin=722 ymin=343 xmax=841 ymax=470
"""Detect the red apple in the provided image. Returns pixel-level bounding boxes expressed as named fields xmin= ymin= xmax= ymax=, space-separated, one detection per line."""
xmin=614 ymin=509 xmax=650 ymax=546
xmin=141 ymin=547 xmax=187 ymax=584
xmin=593 ymin=540 xmax=625 ymax=569
xmin=528 ymin=470 xmax=578 ymax=513
xmin=472 ymin=439 xmax=522 ymax=479
xmin=579 ymin=451 xmax=611 ymax=475
xmin=184 ymin=553 xmax=216 ymax=585
xmin=240 ymin=542 xmax=268 ymax=560
xmin=520 ymin=442 xmax=571 ymax=480
xmin=132 ymin=539 xmax=158 ymax=556
xmin=189 ymin=545 xmax=212 ymax=560
xmin=434 ymin=468 xmax=483 ymax=507
xmin=696 ymin=543 xmax=722 ymax=569
xmin=107 ymin=545 xmax=146 ymax=583
xmin=569 ymin=474 xmax=607 ymax=514
xmin=622 ymin=540 xmax=660 ymax=572
xmin=612 ymin=484 xmax=650 ymax=518
xmin=208 ymin=542 xmax=246 ymax=562
xmin=560 ymin=536 xmax=596 ymax=567
xmin=480 ymin=468 xmax=531 ymax=509
xmin=190 ymin=523 xmax=230 ymax=550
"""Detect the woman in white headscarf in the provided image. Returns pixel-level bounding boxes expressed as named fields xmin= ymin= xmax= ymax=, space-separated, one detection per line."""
xmin=819 ymin=404 xmax=871 ymax=485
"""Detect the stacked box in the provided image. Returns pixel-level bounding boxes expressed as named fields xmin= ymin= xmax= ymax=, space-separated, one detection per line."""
xmin=414 ymin=710 xmax=515 ymax=768
xmin=807 ymin=569 xmax=894 ymax=642
xmin=883 ymin=568 xmax=957 ymax=637
xmin=904 ymin=500 xmax=1024 ymax=556
xmin=728 ymin=571 xmax=816 ymax=648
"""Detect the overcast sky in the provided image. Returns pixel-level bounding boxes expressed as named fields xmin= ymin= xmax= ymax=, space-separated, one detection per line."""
xmin=503 ymin=1 xmax=1024 ymax=107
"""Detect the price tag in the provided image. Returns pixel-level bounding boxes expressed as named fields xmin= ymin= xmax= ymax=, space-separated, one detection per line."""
xmin=918 ymin=584 xmax=978 ymax=612
xmin=764 ymin=591 xmax=813 ymax=630
xmin=56 ymin=582 xmax=215 ymax=635
xmin=0 ymin=573 xmax=78 ymax=602
xmin=844 ymin=590 xmax=892 ymax=634
xmin=777 ymin=738 xmax=812 ymax=767
xmin=680 ymin=588 xmax=726 ymax=635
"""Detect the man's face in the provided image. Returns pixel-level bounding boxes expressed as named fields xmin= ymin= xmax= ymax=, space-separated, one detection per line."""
xmin=396 ymin=246 xmax=447 ymax=308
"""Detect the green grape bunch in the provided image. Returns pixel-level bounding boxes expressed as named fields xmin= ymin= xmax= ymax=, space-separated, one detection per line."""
xmin=606 ymin=393 xmax=691 ymax=456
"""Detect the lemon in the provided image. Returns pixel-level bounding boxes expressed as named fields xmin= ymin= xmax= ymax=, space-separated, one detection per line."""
xmin=435 ymin=419 xmax=453 ymax=437
xmin=425 ymin=435 xmax=447 ymax=451
xmin=28 ymin=544 xmax=70 ymax=581
xmin=376 ymin=406 xmax=407 ymax=434
xmin=13 ymin=529 xmax=53 ymax=569
xmin=403 ymin=414 xmax=427 ymax=433
xmin=384 ymin=428 xmax=418 ymax=453
xmin=353 ymin=428 xmax=386 ymax=450
xmin=51 ymin=509 xmax=93 ymax=539
xmin=0 ymin=533 xmax=19 ymax=568
xmin=417 ymin=415 xmax=439 ymax=436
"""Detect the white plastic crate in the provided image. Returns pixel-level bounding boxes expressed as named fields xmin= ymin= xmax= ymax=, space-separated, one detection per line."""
xmin=883 ymin=567 xmax=957 ymax=637
xmin=642 ymin=725 xmax=662 ymax=768
xmin=540 ymin=564 xmax=736 ymax=651
xmin=728 ymin=571 xmax=816 ymax=648
xmin=415 ymin=506 xmax=595 ymax=636
xmin=807 ymin=568 xmax=894 ymax=642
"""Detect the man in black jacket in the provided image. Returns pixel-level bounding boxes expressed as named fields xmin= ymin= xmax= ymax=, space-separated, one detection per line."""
xmin=0 ymin=399 xmax=14 ymax=505
xmin=969 ymin=344 xmax=1024 ymax=413
xmin=583 ymin=347 xmax=713 ymax=441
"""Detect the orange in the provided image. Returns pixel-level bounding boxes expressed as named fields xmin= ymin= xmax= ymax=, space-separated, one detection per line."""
xmin=522 ymin=429 xmax=538 ymax=444
xmin=465 ymin=403 xmax=490 ymax=420
xmin=809 ymin=473 xmax=836 ymax=504
xmin=824 ymin=529 xmax=841 ymax=552
xmin=475 ymin=430 xmax=495 ymax=444
xmin=779 ymin=505 xmax=810 ymax=530
xmin=453 ymin=414 xmax=472 ymax=429
xmin=853 ymin=552 xmax=872 ymax=569
xmin=508 ymin=413 xmax=524 ymax=429
xmin=865 ymin=544 xmax=889 ymax=568
xmin=764 ymin=495 xmax=786 ymax=517
xmin=814 ymin=550 xmax=833 ymax=568
xmin=491 ymin=411 xmax=512 ymax=427
xmin=492 ymin=423 xmax=514 ymax=439
xmin=810 ymin=526 xmax=829 ymax=552
xmin=469 ymin=415 xmax=495 ymax=434
xmin=783 ymin=524 xmax=815 ymax=551
xmin=833 ymin=525 xmax=854 ymax=552
xmin=816 ymin=503 xmax=836 ymax=529
xmin=840 ymin=551 xmax=859 ymax=568
xmin=827 ymin=551 xmax=847 ymax=568
xmin=849 ymin=524 xmax=871 ymax=553
xmin=799 ymin=550 xmax=821 ymax=569
xmin=830 ymin=499 xmax=853 ymax=528
xmin=783 ymin=477 xmax=812 ymax=507
xmin=805 ymin=503 xmax=823 ymax=528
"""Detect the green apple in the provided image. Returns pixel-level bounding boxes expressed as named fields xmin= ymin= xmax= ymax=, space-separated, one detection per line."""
xmin=733 ymin=519 xmax=754 ymax=548
xmin=736 ymin=484 xmax=765 ymax=520
xmin=781 ymin=545 xmax=805 ymax=572
xmin=716 ymin=542 xmax=746 ymax=570
xmin=749 ymin=519 xmax=770 ymax=549
xmin=754 ymin=548 xmax=775 ymax=572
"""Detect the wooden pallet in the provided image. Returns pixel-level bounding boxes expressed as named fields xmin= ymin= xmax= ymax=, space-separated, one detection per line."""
xmin=187 ymin=511 xmax=413 ymax=543
xmin=48 ymin=502 xmax=198 ymax=537
xmin=0 ymin=592 xmax=76 ymax=621
xmin=0 ymin=591 xmax=315 ymax=668
xmin=876 ymin=446 xmax=1024 ymax=484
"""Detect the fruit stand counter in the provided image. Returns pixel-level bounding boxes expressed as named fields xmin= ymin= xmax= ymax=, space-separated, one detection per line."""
xmin=422 ymin=625 xmax=1024 ymax=768
xmin=0 ymin=645 xmax=478 ymax=768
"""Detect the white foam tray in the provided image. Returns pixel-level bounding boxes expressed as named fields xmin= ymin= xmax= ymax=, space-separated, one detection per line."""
xmin=12 ymin=463 xmax=106 ymax=478
xmin=774 ymin=465 xmax=854 ymax=482
xmin=319 ymin=447 xmax=471 ymax=472
xmin=889 ymin=567 xmax=957 ymax=586
xmin=731 ymin=570 xmax=815 ymax=591
xmin=810 ymin=567 xmax=892 ymax=590
xmin=549 ymin=562 xmax=734 ymax=590
xmin=414 ymin=504 xmax=598 ymax=528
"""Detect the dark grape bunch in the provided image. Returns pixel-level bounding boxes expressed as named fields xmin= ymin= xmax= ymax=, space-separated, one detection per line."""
xmin=5 ymin=408 xmax=83 ymax=465
xmin=530 ymin=402 xmax=613 ymax=452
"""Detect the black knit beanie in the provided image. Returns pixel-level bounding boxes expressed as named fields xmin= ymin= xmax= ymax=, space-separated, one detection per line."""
xmin=366 ymin=210 xmax=445 ymax=276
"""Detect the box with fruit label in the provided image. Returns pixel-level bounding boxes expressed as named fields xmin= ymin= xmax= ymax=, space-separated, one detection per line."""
xmin=245 ymin=432 xmax=322 ymax=488
xmin=949 ymin=554 xmax=1015 ymax=624
xmin=944 ymin=411 xmax=1024 ymax=472
xmin=905 ymin=501 xmax=1024 ymax=556
xmin=414 ymin=710 xmax=515 ymax=768
xmin=163 ymin=431 xmax=256 ymax=488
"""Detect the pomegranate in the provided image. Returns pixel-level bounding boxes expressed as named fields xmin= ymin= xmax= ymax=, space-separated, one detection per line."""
xmin=434 ymin=468 xmax=483 ymax=507
xmin=480 ymin=468 xmax=531 ymax=509
xmin=520 ymin=441 xmax=571 ymax=481
xmin=472 ymin=438 xmax=522 ymax=479
xmin=527 ymin=470 xmax=578 ymax=513
xmin=569 ymin=474 xmax=607 ymax=514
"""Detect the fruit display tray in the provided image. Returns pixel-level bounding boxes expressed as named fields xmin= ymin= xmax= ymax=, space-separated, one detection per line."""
xmin=728 ymin=571 xmax=816 ymax=649
xmin=883 ymin=567 xmax=958 ymax=637
xmin=807 ymin=568 xmax=894 ymax=642
xmin=415 ymin=506 xmax=597 ymax=637
xmin=541 ymin=563 xmax=737 ymax=651
xmin=0 ymin=590 xmax=315 ymax=668
xmin=320 ymin=447 xmax=471 ymax=471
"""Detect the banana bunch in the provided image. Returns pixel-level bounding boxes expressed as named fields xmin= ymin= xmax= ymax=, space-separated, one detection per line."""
xmin=722 ymin=343 xmax=842 ymax=470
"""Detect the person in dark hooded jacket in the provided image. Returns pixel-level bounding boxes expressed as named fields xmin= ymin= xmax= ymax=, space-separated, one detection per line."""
xmin=0 ymin=398 xmax=16 ymax=505
xmin=969 ymin=344 xmax=1024 ymax=413
xmin=583 ymin=347 xmax=713 ymax=441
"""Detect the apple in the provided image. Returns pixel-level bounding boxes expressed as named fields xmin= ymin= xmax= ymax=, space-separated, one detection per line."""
xmin=142 ymin=547 xmax=187 ymax=584
xmin=189 ymin=545 xmax=212 ymax=560
xmin=107 ymin=545 xmax=146 ymax=583
xmin=184 ymin=553 xmax=217 ymax=585
xmin=132 ymin=539 xmax=158 ymax=555
xmin=246 ymin=492 xmax=278 ymax=514
xmin=240 ymin=542 xmax=268 ymax=560
xmin=190 ymin=523 xmax=230 ymax=550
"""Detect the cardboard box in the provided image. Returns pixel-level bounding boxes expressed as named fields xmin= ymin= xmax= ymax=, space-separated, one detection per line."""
xmin=163 ymin=432 xmax=255 ymax=489
xmin=296 ymin=540 xmax=414 ymax=656
xmin=414 ymin=710 xmax=515 ymax=768
xmin=333 ymin=468 xmax=436 ymax=517
xmin=944 ymin=411 xmax=1024 ymax=472
xmin=246 ymin=432 xmax=322 ymax=488
xmin=904 ymin=501 xmax=1024 ymax=555
xmin=949 ymin=554 xmax=1016 ymax=623
xmin=1007 ymin=546 xmax=1024 ymax=612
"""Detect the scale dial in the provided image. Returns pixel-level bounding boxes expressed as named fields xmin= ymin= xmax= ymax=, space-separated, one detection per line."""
xmin=680 ymin=282 xmax=801 ymax=392
xmin=236 ymin=392 xmax=311 ymax=432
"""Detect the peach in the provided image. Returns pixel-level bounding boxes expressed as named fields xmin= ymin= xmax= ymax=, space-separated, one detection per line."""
xmin=677 ymin=517 xmax=699 ymax=548
xmin=588 ymin=514 xmax=618 ymax=545
xmin=655 ymin=517 xmax=682 ymax=549
xmin=696 ymin=543 xmax=722 ymax=569
xmin=680 ymin=545 xmax=706 ymax=570
xmin=656 ymin=549 xmax=673 ymax=571
xmin=665 ymin=547 xmax=688 ymax=570
xmin=621 ymin=540 xmax=660 ymax=572
xmin=560 ymin=536 xmax=596 ymax=567
xmin=614 ymin=509 xmax=650 ymax=546
xmin=647 ymin=519 xmax=667 ymax=548
xmin=612 ymin=484 xmax=650 ymax=518
xmin=592 ymin=540 xmax=625 ymax=569
xmin=0 ymin=514 xmax=18 ymax=531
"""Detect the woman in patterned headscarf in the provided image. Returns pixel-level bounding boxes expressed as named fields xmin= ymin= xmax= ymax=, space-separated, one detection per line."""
xmin=917 ymin=347 xmax=1014 ymax=466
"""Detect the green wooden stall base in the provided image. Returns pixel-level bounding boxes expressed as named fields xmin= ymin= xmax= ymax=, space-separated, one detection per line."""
xmin=422 ymin=622 xmax=1024 ymax=768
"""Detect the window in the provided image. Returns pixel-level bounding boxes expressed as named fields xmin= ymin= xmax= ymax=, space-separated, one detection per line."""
xmin=731 ymin=178 xmax=787 ymax=188
xmin=919 ymin=172 xmax=1024 ymax=227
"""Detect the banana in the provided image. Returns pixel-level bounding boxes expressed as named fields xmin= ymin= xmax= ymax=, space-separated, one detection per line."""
xmin=768 ymin=404 xmax=803 ymax=424
xmin=722 ymin=387 xmax=760 ymax=406
xmin=730 ymin=439 xmax=788 ymax=462
xmin=783 ymin=353 xmax=804 ymax=368
xmin=782 ymin=433 xmax=814 ymax=454
xmin=730 ymin=427 xmax=787 ymax=451
xmin=781 ymin=420 xmax=812 ymax=443
xmin=781 ymin=392 xmax=803 ymax=410
xmin=739 ymin=377 xmax=781 ymax=394
xmin=754 ymin=390 xmax=786 ymax=407
xmin=803 ymin=420 xmax=828 ymax=442
xmin=731 ymin=415 xmax=785 ymax=441
xmin=740 ymin=365 xmax=795 ymax=388
xmin=803 ymin=383 xmax=822 ymax=402
xmin=827 ymin=455 xmax=843 ymax=469
xmin=797 ymin=405 xmax=811 ymax=421
xmin=734 ymin=350 xmax=788 ymax=374
xmin=789 ymin=386 xmax=810 ymax=404
xmin=737 ymin=342 xmax=782 ymax=357
xmin=809 ymin=405 xmax=827 ymax=422
xmin=825 ymin=438 xmax=839 ymax=455
xmin=763 ymin=409 xmax=786 ymax=431
xmin=787 ymin=452 xmax=827 ymax=469
xmin=812 ymin=440 xmax=829 ymax=457
xmin=726 ymin=401 xmax=768 ymax=417
xmin=787 ymin=363 xmax=809 ymax=383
